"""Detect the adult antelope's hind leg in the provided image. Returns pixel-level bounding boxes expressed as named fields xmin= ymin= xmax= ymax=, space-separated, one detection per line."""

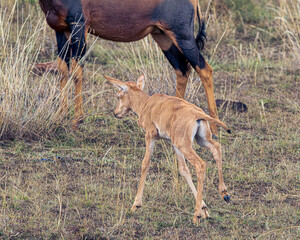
xmin=182 ymin=45 xmax=218 ymax=135
xmin=162 ymin=44 xmax=191 ymax=99
xmin=164 ymin=26 xmax=219 ymax=134
xmin=196 ymin=62 xmax=218 ymax=135
xmin=131 ymin=134 xmax=155 ymax=211
xmin=151 ymin=32 xmax=190 ymax=99
xmin=174 ymin=146 xmax=209 ymax=212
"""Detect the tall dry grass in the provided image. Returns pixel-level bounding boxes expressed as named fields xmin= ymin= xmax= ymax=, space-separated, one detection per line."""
xmin=0 ymin=1 xmax=62 ymax=139
xmin=0 ymin=0 xmax=299 ymax=140
xmin=270 ymin=0 xmax=300 ymax=69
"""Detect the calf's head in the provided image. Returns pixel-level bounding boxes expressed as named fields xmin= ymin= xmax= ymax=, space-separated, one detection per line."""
xmin=104 ymin=74 xmax=145 ymax=118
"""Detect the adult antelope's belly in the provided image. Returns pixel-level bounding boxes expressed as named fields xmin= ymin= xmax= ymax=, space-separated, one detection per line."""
xmin=85 ymin=1 xmax=156 ymax=42
xmin=89 ymin=21 xmax=154 ymax=42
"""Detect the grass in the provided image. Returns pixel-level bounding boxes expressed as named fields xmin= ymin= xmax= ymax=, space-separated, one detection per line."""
xmin=0 ymin=0 xmax=299 ymax=239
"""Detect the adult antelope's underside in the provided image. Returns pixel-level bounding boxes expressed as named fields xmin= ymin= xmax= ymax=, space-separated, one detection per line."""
xmin=38 ymin=0 xmax=219 ymax=132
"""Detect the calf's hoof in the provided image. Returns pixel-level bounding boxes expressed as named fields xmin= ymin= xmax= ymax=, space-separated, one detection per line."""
xmin=193 ymin=206 xmax=210 ymax=224
xmin=224 ymin=194 xmax=231 ymax=202
xmin=221 ymin=190 xmax=231 ymax=202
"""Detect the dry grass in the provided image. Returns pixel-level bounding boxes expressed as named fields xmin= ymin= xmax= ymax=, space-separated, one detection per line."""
xmin=0 ymin=0 xmax=299 ymax=239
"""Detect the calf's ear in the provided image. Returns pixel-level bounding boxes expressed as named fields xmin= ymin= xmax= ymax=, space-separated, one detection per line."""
xmin=137 ymin=74 xmax=145 ymax=90
xmin=104 ymin=75 xmax=128 ymax=92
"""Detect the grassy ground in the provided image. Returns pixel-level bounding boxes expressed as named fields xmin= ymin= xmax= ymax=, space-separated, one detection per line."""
xmin=0 ymin=0 xmax=299 ymax=239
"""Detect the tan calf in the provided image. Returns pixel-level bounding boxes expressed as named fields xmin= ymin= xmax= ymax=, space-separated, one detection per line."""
xmin=105 ymin=74 xmax=231 ymax=224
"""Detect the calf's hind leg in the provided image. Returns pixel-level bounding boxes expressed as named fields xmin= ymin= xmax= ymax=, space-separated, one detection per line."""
xmin=195 ymin=120 xmax=231 ymax=202
xmin=177 ymin=145 xmax=209 ymax=224
xmin=174 ymin=146 xmax=209 ymax=214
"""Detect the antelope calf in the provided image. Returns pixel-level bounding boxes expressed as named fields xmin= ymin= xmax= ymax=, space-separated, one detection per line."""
xmin=105 ymin=74 xmax=231 ymax=224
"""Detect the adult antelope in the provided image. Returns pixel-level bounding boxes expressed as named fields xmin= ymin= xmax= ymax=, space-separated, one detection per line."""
xmin=38 ymin=0 xmax=219 ymax=132
xmin=105 ymin=74 xmax=231 ymax=224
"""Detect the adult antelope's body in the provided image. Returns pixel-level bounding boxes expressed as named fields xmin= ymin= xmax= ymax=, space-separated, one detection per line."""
xmin=105 ymin=74 xmax=231 ymax=224
xmin=39 ymin=0 xmax=219 ymax=132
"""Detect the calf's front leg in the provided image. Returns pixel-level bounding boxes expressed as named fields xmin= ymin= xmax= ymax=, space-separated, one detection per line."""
xmin=131 ymin=134 xmax=155 ymax=211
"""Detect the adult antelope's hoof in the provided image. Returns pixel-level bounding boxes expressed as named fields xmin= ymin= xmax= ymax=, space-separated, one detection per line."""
xmin=224 ymin=194 xmax=231 ymax=202
xmin=72 ymin=124 xmax=80 ymax=131
xmin=72 ymin=118 xmax=84 ymax=130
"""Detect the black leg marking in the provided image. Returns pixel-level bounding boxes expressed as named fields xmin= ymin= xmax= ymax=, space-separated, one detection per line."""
xmin=69 ymin=19 xmax=86 ymax=62
xmin=176 ymin=38 xmax=206 ymax=70
xmin=64 ymin=0 xmax=87 ymax=63
xmin=162 ymin=44 xmax=190 ymax=76
xmin=56 ymin=31 xmax=71 ymax=68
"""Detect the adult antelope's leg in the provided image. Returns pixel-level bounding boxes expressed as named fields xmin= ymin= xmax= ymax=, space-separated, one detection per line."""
xmin=178 ymin=145 xmax=209 ymax=223
xmin=195 ymin=62 xmax=218 ymax=134
xmin=157 ymin=13 xmax=218 ymax=134
xmin=151 ymin=32 xmax=190 ymax=99
xmin=70 ymin=59 xmax=84 ymax=128
xmin=69 ymin=19 xmax=87 ymax=129
xmin=174 ymin=146 xmax=208 ymax=210
xmin=56 ymin=31 xmax=70 ymax=115
xmin=175 ymin=37 xmax=218 ymax=135
xmin=162 ymin=45 xmax=191 ymax=99
xmin=131 ymin=134 xmax=155 ymax=211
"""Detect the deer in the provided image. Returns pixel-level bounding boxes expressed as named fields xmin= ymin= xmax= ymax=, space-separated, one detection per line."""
xmin=104 ymin=74 xmax=231 ymax=224
xmin=37 ymin=0 xmax=220 ymax=133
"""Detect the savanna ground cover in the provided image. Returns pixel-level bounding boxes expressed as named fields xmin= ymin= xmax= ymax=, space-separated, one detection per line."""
xmin=0 ymin=0 xmax=299 ymax=239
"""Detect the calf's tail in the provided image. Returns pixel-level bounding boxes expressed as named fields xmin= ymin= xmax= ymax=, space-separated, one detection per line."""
xmin=198 ymin=116 xmax=231 ymax=134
